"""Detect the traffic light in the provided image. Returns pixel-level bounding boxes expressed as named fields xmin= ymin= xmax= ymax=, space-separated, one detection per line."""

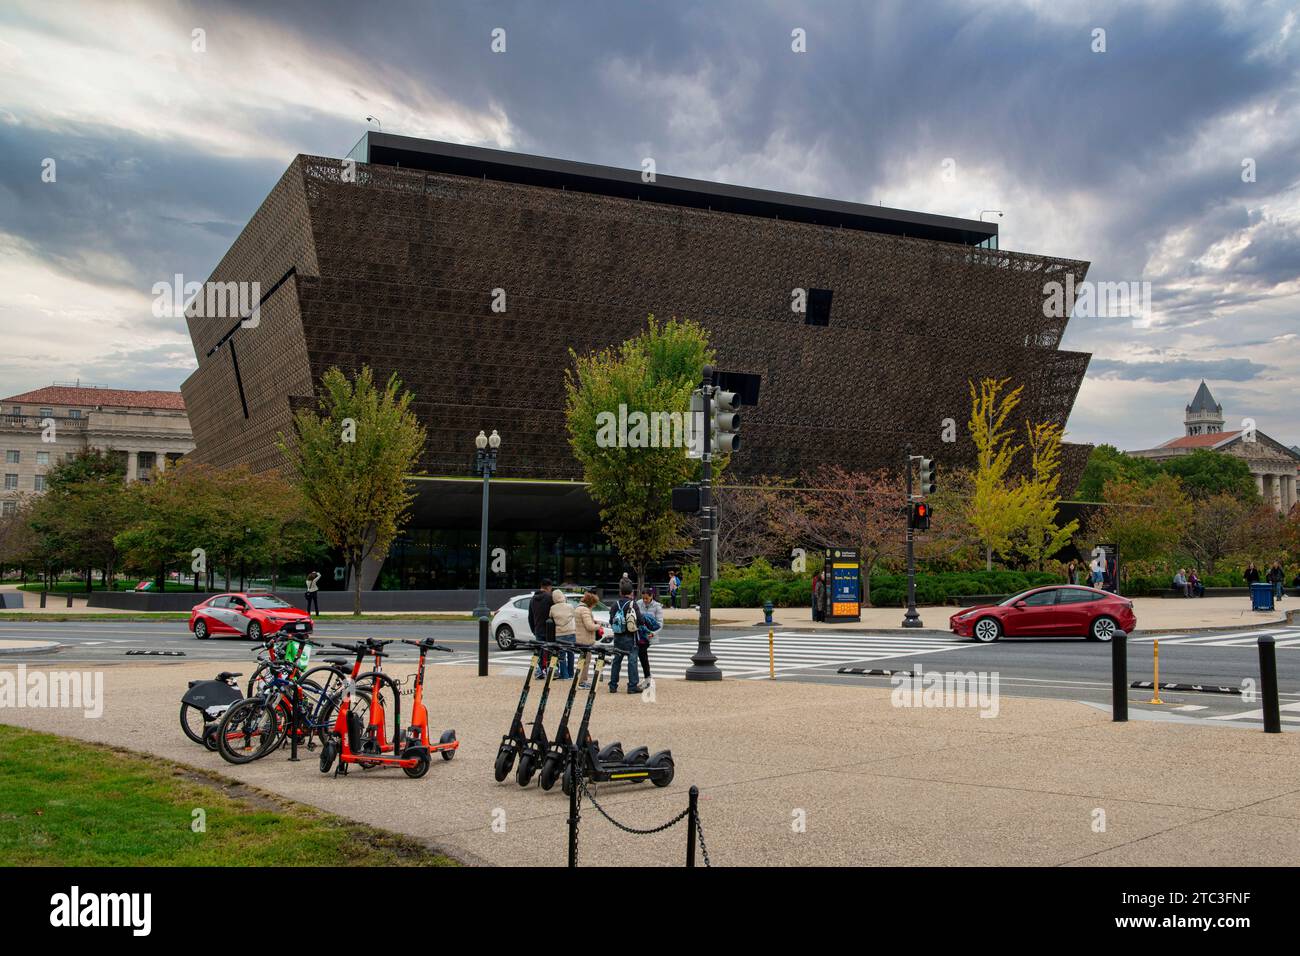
xmin=918 ymin=457 xmax=937 ymax=495
xmin=712 ymin=389 xmax=741 ymax=453
xmin=909 ymin=501 xmax=931 ymax=531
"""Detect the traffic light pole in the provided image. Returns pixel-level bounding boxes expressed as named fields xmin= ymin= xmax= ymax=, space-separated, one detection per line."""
xmin=687 ymin=365 xmax=722 ymax=681
xmin=902 ymin=447 xmax=923 ymax=628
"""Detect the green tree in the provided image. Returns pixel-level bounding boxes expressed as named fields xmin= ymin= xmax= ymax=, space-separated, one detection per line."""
xmin=966 ymin=377 xmax=1033 ymax=570
xmin=1008 ymin=421 xmax=1080 ymax=570
xmin=278 ymin=367 xmax=425 ymax=615
xmin=565 ymin=315 xmax=713 ymax=590
xmin=27 ymin=449 xmax=131 ymax=591
xmin=1085 ymin=474 xmax=1192 ymax=566
xmin=1180 ymin=492 xmax=1278 ymax=575
xmin=1075 ymin=444 xmax=1160 ymax=501
xmin=1159 ymin=449 xmax=1257 ymax=501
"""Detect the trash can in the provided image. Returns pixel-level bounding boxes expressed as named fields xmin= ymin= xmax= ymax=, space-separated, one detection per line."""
xmin=1251 ymin=582 xmax=1275 ymax=612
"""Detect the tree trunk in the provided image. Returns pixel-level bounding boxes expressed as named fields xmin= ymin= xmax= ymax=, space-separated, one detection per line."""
xmin=85 ymin=566 xmax=92 ymax=595
xmin=352 ymin=558 xmax=362 ymax=616
xmin=986 ymin=545 xmax=993 ymax=572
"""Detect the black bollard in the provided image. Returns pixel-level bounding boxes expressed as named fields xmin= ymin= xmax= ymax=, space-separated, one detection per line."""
xmin=567 ymin=748 xmax=579 ymax=868
xmin=1111 ymin=629 xmax=1128 ymax=722
xmin=39 ymin=590 xmax=47 ymax=608
xmin=478 ymin=616 xmax=489 ymax=677
xmin=687 ymin=785 xmax=699 ymax=867
xmin=1259 ymin=635 xmax=1281 ymax=734
xmin=66 ymin=591 xmax=74 ymax=608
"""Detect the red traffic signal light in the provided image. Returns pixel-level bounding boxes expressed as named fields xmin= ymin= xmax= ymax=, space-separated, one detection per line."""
xmin=910 ymin=501 xmax=931 ymax=530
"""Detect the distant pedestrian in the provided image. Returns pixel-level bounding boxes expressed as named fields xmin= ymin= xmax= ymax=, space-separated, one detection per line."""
xmin=305 ymin=570 xmax=320 ymax=616
xmin=1188 ymin=570 xmax=1205 ymax=598
xmin=528 ymin=579 xmax=553 ymax=678
xmin=1173 ymin=568 xmax=1189 ymax=597
xmin=549 ymin=588 xmax=576 ymax=680
xmin=573 ymin=590 xmax=602 ymax=688
xmin=1066 ymin=560 xmax=1078 ymax=585
xmin=1245 ymin=562 xmax=1261 ymax=585
xmin=608 ymin=579 xmax=642 ymax=694
xmin=638 ymin=587 xmax=663 ymax=683
xmin=1090 ymin=555 xmax=1104 ymax=587
xmin=1267 ymin=562 xmax=1284 ymax=602
xmin=667 ymin=570 xmax=680 ymax=609
xmin=811 ymin=571 xmax=825 ymax=622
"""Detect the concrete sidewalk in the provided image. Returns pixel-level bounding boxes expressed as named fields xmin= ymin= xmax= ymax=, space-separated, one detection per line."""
xmin=3 ymin=661 xmax=1298 ymax=866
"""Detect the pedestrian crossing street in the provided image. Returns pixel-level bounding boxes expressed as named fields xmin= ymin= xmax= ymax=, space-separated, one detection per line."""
xmin=1129 ymin=627 xmax=1300 ymax=649
xmin=487 ymin=631 xmax=983 ymax=681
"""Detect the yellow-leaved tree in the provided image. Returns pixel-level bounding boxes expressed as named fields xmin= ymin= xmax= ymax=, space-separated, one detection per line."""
xmin=966 ymin=378 xmax=1034 ymax=571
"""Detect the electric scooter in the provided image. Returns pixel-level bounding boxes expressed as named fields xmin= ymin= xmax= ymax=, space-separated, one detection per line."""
xmin=493 ymin=639 xmax=562 ymax=782
xmin=515 ymin=643 xmax=565 ymax=787
xmin=319 ymin=637 xmax=453 ymax=778
xmin=398 ymin=637 xmax=458 ymax=760
xmin=560 ymin=647 xmax=674 ymax=796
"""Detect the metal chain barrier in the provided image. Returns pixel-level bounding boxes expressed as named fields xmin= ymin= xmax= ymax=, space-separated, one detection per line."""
xmin=570 ymin=773 xmax=712 ymax=866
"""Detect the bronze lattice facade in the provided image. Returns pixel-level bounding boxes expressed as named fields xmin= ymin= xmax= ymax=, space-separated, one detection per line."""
xmin=181 ymin=135 xmax=1092 ymax=501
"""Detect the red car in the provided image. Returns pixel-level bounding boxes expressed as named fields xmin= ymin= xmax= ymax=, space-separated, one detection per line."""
xmin=949 ymin=586 xmax=1136 ymax=643
xmin=189 ymin=592 xmax=310 ymax=641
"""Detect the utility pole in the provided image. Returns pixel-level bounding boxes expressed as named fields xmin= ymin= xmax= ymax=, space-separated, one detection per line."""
xmin=686 ymin=364 xmax=722 ymax=680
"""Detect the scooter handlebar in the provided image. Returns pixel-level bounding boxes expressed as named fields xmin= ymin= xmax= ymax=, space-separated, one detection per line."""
xmin=401 ymin=639 xmax=453 ymax=652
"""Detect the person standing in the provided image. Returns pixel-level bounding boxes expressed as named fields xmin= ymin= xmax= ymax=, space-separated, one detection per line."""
xmin=608 ymin=579 xmax=642 ymax=694
xmin=811 ymin=570 xmax=825 ymax=622
xmin=667 ymin=571 xmax=680 ymax=609
xmin=305 ymin=570 xmax=320 ymax=617
xmin=1066 ymin=560 xmax=1078 ymax=585
xmin=1267 ymin=561 xmax=1284 ymax=602
xmin=528 ymin=579 xmax=553 ymax=679
xmin=1090 ymin=554 xmax=1105 ymax=588
xmin=637 ymin=587 xmax=663 ymax=683
xmin=1245 ymin=562 xmax=1261 ymax=585
xmin=573 ymin=590 xmax=602 ymax=688
xmin=549 ymin=588 xmax=576 ymax=680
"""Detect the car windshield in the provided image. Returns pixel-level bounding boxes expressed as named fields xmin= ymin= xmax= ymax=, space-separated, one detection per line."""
xmin=999 ymin=589 xmax=1044 ymax=607
xmin=247 ymin=595 xmax=291 ymax=609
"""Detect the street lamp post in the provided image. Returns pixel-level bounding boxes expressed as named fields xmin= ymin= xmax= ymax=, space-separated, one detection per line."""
xmin=473 ymin=430 xmax=501 ymax=677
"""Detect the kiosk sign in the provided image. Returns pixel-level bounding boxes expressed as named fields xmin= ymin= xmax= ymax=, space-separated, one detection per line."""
xmin=828 ymin=547 xmax=861 ymax=623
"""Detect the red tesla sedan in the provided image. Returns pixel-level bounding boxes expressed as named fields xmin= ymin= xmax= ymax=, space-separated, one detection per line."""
xmin=189 ymin=592 xmax=311 ymax=641
xmin=949 ymin=586 xmax=1136 ymax=643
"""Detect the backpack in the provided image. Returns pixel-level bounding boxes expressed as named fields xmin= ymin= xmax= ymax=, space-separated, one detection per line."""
xmin=611 ymin=598 xmax=638 ymax=635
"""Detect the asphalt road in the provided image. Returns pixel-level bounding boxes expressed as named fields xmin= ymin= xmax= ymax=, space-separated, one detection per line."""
xmin=3 ymin=619 xmax=1298 ymax=728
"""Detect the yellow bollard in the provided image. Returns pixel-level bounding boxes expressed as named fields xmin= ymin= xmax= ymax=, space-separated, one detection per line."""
xmin=1148 ymin=639 xmax=1163 ymax=704
xmin=769 ymin=626 xmax=775 ymax=680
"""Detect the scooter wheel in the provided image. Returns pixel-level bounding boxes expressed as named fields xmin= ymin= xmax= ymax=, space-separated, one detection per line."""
xmin=597 ymin=742 xmax=623 ymax=763
xmin=561 ymin=765 xmax=574 ymax=796
xmin=439 ymin=729 xmax=457 ymax=760
xmin=516 ymin=750 xmax=536 ymax=787
xmin=538 ymin=755 xmax=560 ymax=791
xmin=319 ymin=738 xmax=338 ymax=774
xmin=403 ymin=754 xmax=431 ymax=779
xmin=494 ymin=747 xmax=515 ymax=782
xmin=202 ymin=724 xmax=220 ymax=752
xmin=647 ymin=753 xmax=675 ymax=788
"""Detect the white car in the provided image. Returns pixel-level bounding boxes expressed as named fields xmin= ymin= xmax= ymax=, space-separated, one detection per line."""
xmin=491 ymin=591 xmax=610 ymax=649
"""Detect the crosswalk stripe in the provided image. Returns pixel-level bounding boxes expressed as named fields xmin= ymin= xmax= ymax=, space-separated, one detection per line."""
xmin=1131 ymin=628 xmax=1300 ymax=648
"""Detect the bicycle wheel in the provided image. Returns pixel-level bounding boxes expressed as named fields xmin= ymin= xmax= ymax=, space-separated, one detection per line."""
xmin=245 ymin=661 xmax=274 ymax=698
xmin=179 ymin=702 xmax=207 ymax=745
xmin=215 ymin=696 xmax=286 ymax=764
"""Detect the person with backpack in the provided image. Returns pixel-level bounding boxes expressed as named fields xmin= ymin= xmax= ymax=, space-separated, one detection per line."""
xmin=528 ymin=579 xmax=553 ymax=679
xmin=637 ymin=586 xmax=663 ymax=682
xmin=608 ymin=579 xmax=644 ymax=694
xmin=667 ymin=571 xmax=680 ymax=609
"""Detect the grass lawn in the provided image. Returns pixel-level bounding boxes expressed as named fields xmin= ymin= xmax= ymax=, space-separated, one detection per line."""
xmin=0 ymin=725 xmax=458 ymax=866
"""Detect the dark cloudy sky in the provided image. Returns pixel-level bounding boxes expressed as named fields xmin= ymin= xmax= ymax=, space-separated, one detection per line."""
xmin=1 ymin=0 xmax=1297 ymax=450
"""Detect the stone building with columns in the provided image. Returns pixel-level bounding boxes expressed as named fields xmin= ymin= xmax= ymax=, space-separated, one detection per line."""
xmin=0 ymin=385 xmax=194 ymax=514
xmin=1129 ymin=381 xmax=1299 ymax=514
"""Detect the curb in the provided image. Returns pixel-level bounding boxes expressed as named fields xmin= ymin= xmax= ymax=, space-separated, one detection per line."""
xmin=1130 ymin=681 xmax=1242 ymax=695
xmin=0 ymin=641 xmax=61 ymax=656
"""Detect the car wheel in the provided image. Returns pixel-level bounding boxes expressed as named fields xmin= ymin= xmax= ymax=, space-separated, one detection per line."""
xmin=194 ymin=620 xmax=208 ymax=640
xmin=1089 ymin=616 xmax=1117 ymax=642
xmin=495 ymin=624 xmax=515 ymax=650
xmin=972 ymin=617 xmax=1002 ymax=643
xmin=247 ymin=622 xmax=262 ymax=642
